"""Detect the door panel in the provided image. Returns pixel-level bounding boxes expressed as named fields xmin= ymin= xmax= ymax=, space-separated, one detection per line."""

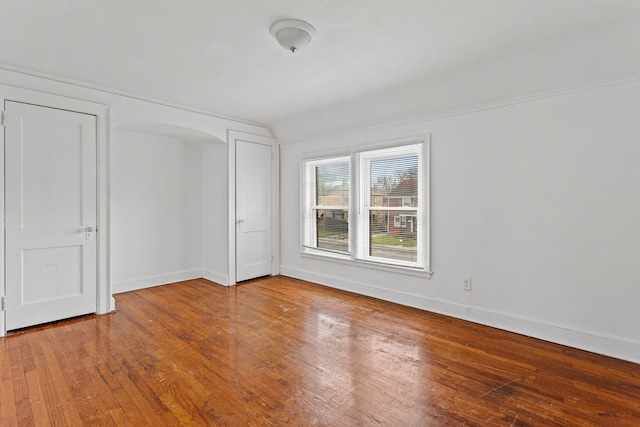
xmin=236 ymin=140 xmax=272 ymax=282
xmin=22 ymin=246 xmax=83 ymax=304
xmin=5 ymin=101 xmax=97 ymax=330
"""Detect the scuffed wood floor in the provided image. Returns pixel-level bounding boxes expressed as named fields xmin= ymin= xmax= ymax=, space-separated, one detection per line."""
xmin=1 ymin=276 xmax=639 ymax=425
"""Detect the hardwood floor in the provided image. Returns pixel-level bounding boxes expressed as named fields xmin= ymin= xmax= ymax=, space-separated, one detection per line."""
xmin=1 ymin=276 xmax=639 ymax=426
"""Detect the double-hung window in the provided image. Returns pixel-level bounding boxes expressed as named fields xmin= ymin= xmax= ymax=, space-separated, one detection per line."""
xmin=302 ymin=140 xmax=429 ymax=273
xmin=302 ymin=156 xmax=351 ymax=254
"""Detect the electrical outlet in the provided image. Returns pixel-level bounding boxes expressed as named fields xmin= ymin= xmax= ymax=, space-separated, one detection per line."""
xmin=463 ymin=278 xmax=472 ymax=291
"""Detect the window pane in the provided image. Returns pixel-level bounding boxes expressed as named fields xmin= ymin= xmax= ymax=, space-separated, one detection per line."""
xmin=370 ymin=155 xmax=418 ymax=208
xmin=369 ymin=211 xmax=417 ymax=263
xmin=316 ymin=209 xmax=349 ymax=252
xmin=366 ymin=149 xmax=420 ymax=265
xmin=316 ymin=163 xmax=349 ymax=206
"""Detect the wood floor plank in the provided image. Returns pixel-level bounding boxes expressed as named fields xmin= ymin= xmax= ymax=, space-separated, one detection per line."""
xmin=8 ymin=336 xmax=35 ymax=426
xmin=1 ymin=276 xmax=639 ymax=426
xmin=110 ymin=382 xmax=150 ymax=426
xmin=38 ymin=340 xmax=85 ymax=426
xmin=113 ymin=367 xmax=175 ymax=425
xmin=24 ymin=369 xmax=50 ymax=426
xmin=31 ymin=357 xmax=71 ymax=426
xmin=0 ymin=338 xmax=18 ymax=426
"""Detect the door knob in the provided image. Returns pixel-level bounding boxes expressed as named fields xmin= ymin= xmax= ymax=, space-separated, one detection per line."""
xmin=84 ymin=225 xmax=94 ymax=240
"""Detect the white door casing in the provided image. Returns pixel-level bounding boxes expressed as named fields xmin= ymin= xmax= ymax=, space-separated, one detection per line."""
xmin=4 ymin=101 xmax=97 ymax=330
xmin=228 ymin=131 xmax=278 ymax=285
xmin=0 ymin=85 xmax=112 ymax=336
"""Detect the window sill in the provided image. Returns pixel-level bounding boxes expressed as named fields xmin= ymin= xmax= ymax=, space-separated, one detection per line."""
xmin=300 ymin=249 xmax=433 ymax=279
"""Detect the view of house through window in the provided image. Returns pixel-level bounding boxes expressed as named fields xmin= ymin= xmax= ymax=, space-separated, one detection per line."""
xmin=362 ymin=146 xmax=420 ymax=265
xmin=315 ymin=161 xmax=349 ymax=253
xmin=303 ymin=142 xmax=427 ymax=270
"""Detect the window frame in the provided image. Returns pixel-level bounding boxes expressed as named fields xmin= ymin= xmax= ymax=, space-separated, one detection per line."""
xmin=301 ymin=137 xmax=431 ymax=277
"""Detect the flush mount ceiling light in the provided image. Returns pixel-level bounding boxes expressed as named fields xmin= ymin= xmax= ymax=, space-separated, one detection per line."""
xmin=270 ymin=19 xmax=316 ymax=53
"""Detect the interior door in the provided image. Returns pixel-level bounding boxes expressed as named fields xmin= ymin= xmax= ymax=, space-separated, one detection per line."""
xmin=4 ymin=100 xmax=97 ymax=331
xmin=236 ymin=139 xmax=272 ymax=282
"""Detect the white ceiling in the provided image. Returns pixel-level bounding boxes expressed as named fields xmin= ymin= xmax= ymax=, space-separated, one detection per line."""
xmin=1 ymin=0 xmax=639 ymax=128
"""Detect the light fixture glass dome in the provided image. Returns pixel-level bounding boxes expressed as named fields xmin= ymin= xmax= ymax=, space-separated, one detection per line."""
xmin=270 ymin=19 xmax=316 ymax=53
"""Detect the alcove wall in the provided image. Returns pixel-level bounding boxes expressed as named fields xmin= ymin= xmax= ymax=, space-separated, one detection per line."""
xmin=111 ymin=122 xmax=229 ymax=292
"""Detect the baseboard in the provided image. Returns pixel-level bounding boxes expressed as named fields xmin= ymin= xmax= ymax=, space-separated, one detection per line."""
xmin=280 ymin=265 xmax=640 ymax=365
xmin=113 ymin=269 xmax=203 ymax=294
xmin=202 ymin=269 xmax=229 ymax=287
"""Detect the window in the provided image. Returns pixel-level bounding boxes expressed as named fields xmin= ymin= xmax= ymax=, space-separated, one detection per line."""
xmin=393 ymin=215 xmax=407 ymax=228
xmin=302 ymin=157 xmax=350 ymax=254
xmin=302 ymin=142 xmax=428 ymax=272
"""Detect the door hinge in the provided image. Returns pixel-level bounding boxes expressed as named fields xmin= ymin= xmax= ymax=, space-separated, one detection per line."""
xmin=0 ymin=110 xmax=5 ymax=127
xmin=1 ymin=296 xmax=6 ymax=311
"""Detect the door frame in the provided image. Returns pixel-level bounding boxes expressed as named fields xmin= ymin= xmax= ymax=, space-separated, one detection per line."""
xmin=0 ymin=85 xmax=113 ymax=336
xmin=227 ymin=130 xmax=279 ymax=286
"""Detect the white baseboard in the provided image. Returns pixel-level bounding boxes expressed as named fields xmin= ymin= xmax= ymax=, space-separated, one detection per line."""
xmin=113 ymin=269 xmax=203 ymax=294
xmin=202 ymin=269 xmax=229 ymax=287
xmin=280 ymin=265 xmax=640 ymax=365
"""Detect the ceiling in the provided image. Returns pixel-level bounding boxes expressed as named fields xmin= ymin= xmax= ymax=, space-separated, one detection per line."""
xmin=1 ymin=0 xmax=639 ymax=128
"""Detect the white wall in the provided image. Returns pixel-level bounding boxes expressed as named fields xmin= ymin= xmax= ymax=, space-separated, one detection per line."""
xmin=202 ymin=141 xmax=230 ymax=285
xmin=111 ymin=132 xmax=231 ymax=292
xmin=111 ymin=133 xmax=204 ymax=292
xmin=278 ymin=77 xmax=640 ymax=364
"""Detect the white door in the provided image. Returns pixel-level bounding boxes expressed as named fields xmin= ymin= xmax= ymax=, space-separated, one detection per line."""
xmin=4 ymin=101 xmax=97 ymax=330
xmin=236 ymin=139 xmax=272 ymax=282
